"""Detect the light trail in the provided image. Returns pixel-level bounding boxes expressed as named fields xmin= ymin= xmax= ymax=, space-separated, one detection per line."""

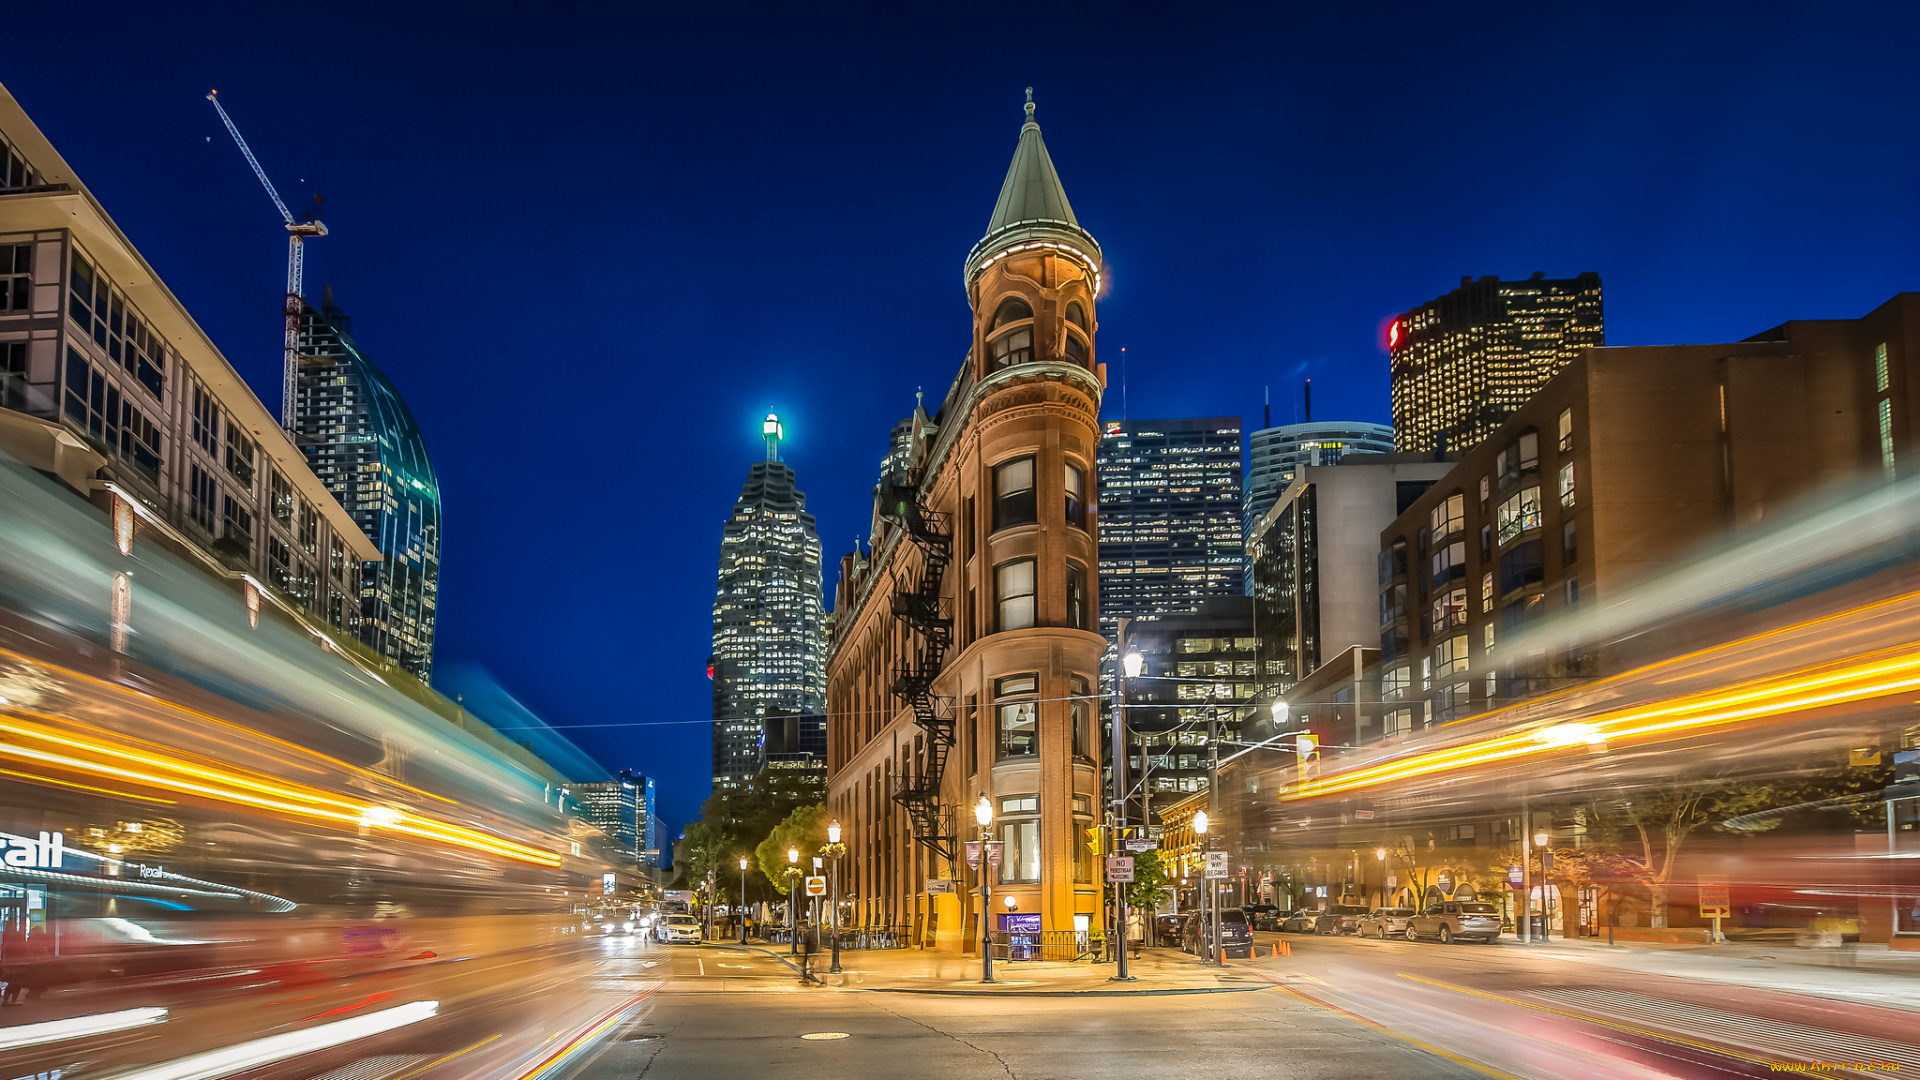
xmin=0 ymin=711 xmax=560 ymax=866
xmin=1282 ymin=644 xmax=1920 ymax=802
xmin=116 ymin=999 xmax=438 ymax=1080
xmin=0 ymin=1006 xmax=169 ymax=1050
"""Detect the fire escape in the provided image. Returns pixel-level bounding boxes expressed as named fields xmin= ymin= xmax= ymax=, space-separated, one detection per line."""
xmin=879 ymin=465 xmax=956 ymax=862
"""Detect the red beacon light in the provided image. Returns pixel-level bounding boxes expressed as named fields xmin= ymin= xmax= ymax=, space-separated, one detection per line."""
xmin=1387 ymin=319 xmax=1405 ymax=350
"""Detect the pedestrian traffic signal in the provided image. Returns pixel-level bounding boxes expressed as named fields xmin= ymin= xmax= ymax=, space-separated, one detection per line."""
xmin=1085 ymin=825 xmax=1105 ymax=857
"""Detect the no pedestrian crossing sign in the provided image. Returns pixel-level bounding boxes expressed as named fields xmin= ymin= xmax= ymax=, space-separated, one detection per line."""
xmin=1204 ymin=852 xmax=1229 ymax=879
xmin=805 ymin=876 xmax=827 ymax=897
xmin=1106 ymin=856 xmax=1135 ymax=883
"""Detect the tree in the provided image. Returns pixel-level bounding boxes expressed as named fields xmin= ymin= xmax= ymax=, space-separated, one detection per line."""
xmin=755 ymin=804 xmax=828 ymax=895
xmin=1586 ymin=774 xmax=1775 ymax=928
xmin=668 ymin=763 xmax=816 ymax=890
xmin=1105 ymin=848 xmax=1171 ymax=913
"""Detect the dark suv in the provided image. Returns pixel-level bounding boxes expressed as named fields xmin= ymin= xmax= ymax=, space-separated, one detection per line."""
xmin=1313 ymin=904 xmax=1371 ymax=935
xmin=1241 ymin=903 xmax=1281 ymax=931
xmin=1181 ymin=908 xmax=1253 ymax=959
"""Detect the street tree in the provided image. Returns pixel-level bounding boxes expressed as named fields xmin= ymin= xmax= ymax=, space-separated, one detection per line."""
xmin=755 ymin=803 xmax=828 ymax=895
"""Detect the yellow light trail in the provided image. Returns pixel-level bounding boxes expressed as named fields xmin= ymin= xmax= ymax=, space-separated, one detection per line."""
xmin=0 ymin=712 xmax=560 ymax=866
xmin=1282 ymin=647 xmax=1920 ymax=803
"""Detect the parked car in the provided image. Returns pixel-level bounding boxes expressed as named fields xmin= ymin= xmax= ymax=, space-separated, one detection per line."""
xmin=1278 ymin=910 xmax=1320 ymax=933
xmin=1153 ymin=913 xmax=1186 ymax=948
xmin=1406 ymin=901 xmax=1503 ymax=944
xmin=1241 ymin=903 xmax=1282 ymax=931
xmin=1356 ymin=907 xmax=1416 ymax=939
xmin=658 ymin=913 xmax=702 ymax=944
xmin=1313 ymin=904 xmax=1371 ymax=935
xmin=1181 ymin=908 xmax=1253 ymax=959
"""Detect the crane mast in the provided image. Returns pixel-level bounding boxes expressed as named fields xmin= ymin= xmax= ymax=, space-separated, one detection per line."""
xmin=206 ymin=90 xmax=325 ymax=432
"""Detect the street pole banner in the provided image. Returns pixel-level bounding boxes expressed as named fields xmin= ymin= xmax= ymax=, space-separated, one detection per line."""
xmin=602 ymin=872 xmax=616 ymax=895
xmin=1204 ymin=852 xmax=1229 ymax=879
xmin=965 ymin=841 xmax=981 ymax=869
xmin=985 ymin=841 xmax=1004 ymax=867
xmin=1508 ymin=865 xmax=1524 ymax=887
xmin=1106 ymin=856 xmax=1135 ymax=883
xmin=927 ymin=878 xmax=956 ymax=894
xmin=805 ymin=876 xmax=827 ymax=896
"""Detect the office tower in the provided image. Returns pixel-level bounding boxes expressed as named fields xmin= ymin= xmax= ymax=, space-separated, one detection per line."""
xmin=1097 ymin=417 xmax=1245 ymax=646
xmin=710 ymin=414 xmax=826 ymax=792
xmin=293 ymin=290 xmax=441 ymax=679
xmin=1112 ymin=596 xmax=1255 ymax=823
xmin=1389 ymin=273 xmax=1603 ymax=455
xmin=827 ymin=92 xmax=1106 ymax=944
xmin=573 ymin=770 xmax=643 ymax=864
xmin=0 ymin=83 xmax=380 ymax=640
xmin=1244 ymin=419 xmax=1393 ymax=590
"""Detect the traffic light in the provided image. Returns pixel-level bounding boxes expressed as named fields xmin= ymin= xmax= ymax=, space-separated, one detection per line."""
xmin=1085 ymin=825 xmax=1106 ymax=857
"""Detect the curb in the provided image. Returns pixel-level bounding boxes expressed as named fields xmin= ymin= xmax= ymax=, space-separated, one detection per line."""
xmin=696 ymin=940 xmax=805 ymax=977
xmin=847 ymin=983 xmax=1274 ymax=997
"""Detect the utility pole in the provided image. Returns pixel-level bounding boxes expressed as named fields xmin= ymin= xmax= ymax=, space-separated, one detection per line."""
xmin=1111 ymin=650 xmax=1136 ymax=982
xmin=1207 ymin=706 xmax=1223 ymax=967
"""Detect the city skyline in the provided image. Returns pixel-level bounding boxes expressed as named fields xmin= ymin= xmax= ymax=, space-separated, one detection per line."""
xmin=12 ymin=3 xmax=1920 ymax=840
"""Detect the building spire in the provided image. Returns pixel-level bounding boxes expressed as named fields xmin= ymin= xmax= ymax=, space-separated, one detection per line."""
xmin=964 ymin=90 xmax=1103 ymax=286
xmin=763 ymin=412 xmax=783 ymax=462
xmin=1024 ymin=86 xmax=1035 ymax=127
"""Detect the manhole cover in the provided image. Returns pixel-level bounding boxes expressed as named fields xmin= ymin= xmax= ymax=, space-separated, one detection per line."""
xmin=800 ymin=1032 xmax=850 ymax=1041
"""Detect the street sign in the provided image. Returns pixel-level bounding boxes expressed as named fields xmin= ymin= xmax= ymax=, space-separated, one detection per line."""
xmin=927 ymin=878 xmax=956 ymax=895
xmin=1125 ymin=838 xmax=1157 ymax=852
xmin=1436 ymin=872 xmax=1453 ymax=894
xmin=1105 ymin=856 xmax=1135 ymax=883
xmin=1204 ymin=852 xmax=1229 ymax=880
xmin=805 ymin=876 xmax=827 ymax=897
xmin=964 ymin=841 xmax=981 ymax=869
xmin=1508 ymin=865 xmax=1524 ymax=887
xmin=985 ymin=841 xmax=1003 ymax=867
xmin=1698 ymin=875 xmax=1730 ymax=919
xmin=1354 ymin=809 xmax=1375 ymax=820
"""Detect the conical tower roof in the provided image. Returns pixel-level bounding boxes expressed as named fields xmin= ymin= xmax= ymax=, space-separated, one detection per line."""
xmin=964 ymin=90 xmax=1102 ymax=285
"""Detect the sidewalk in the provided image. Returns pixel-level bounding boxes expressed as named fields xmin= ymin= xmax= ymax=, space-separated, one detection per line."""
xmin=709 ymin=940 xmax=1274 ymax=995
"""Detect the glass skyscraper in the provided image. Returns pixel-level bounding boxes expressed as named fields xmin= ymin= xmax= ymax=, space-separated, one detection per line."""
xmin=1096 ymin=417 xmax=1245 ymax=651
xmin=710 ymin=415 xmax=826 ymax=792
xmin=293 ymin=289 xmax=440 ymax=680
xmin=1243 ymin=420 xmax=1393 ymax=590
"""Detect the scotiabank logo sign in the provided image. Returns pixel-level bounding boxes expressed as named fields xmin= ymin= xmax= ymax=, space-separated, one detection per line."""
xmin=1 ymin=831 xmax=67 ymax=869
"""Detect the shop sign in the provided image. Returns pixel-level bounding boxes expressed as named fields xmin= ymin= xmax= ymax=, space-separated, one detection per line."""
xmin=926 ymin=878 xmax=955 ymax=895
xmin=1 ymin=831 xmax=66 ymax=869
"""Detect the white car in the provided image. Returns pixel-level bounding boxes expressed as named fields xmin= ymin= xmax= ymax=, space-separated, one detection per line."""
xmin=658 ymin=914 xmax=701 ymax=944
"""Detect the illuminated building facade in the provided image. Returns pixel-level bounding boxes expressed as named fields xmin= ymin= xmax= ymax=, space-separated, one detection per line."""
xmin=1389 ymin=273 xmax=1603 ymax=455
xmin=0 ymin=82 xmax=381 ymax=643
xmin=1096 ymin=417 xmax=1245 ymax=648
xmin=1378 ymin=293 xmax=1917 ymax=734
xmin=827 ymin=94 xmax=1106 ymax=947
xmin=1244 ymin=420 xmax=1393 ymax=590
xmin=710 ymin=416 xmax=827 ymax=792
xmin=573 ymin=769 xmax=645 ymax=865
xmin=294 ymin=290 xmax=441 ymax=679
xmin=1113 ymin=597 xmax=1256 ymax=823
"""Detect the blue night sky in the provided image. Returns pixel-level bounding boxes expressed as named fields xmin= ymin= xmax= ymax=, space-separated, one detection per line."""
xmin=10 ymin=2 xmax=1920 ymax=842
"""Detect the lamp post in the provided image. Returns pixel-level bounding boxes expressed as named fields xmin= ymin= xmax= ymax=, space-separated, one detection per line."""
xmin=1196 ymin=810 xmax=1221 ymax=967
xmin=739 ymin=856 xmax=749 ymax=945
xmin=1534 ymin=829 xmax=1553 ymax=942
xmin=826 ymin=819 xmax=845 ymax=974
xmin=1374 ymin=847 xmax=1386 ymax=908
xmin=975 ymin=795 xmax=995 ymax=984
xmin=786 ymin=846 xmax=800 ymax=955
xmin=1112 ymin=649 xmax=1143 ymax=983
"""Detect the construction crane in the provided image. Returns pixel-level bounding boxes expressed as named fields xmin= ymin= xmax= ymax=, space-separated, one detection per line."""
xmin=206 ymin=89 xmax=325 ymax=432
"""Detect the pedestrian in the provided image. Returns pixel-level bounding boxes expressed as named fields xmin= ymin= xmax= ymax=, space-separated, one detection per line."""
xmin=0 ymin=922 xmax=23 ymax=1006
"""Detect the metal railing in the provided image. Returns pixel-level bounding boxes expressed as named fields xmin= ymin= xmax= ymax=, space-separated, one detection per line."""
xmin=760 ymin=924 xmax=914 ymax=950
xmin=991 ymin=930 xmax=1093 ymax=961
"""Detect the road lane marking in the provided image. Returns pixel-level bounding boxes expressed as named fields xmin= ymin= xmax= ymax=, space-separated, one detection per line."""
xmin=1396 ymin=974 xmax=1780 ymax=1070
xmin=116 ymin=1000 xmax=440 ymax=1080
xmin=0 ymin=1006 xmax=168 ymax=1050
xmin=1242 ymin=971 xmax=1524 ymax=1080
xmin=697 ymin=958 xmax=705 ymax=976
xmin=385 ymin=1034 xmax=501 ymax=1080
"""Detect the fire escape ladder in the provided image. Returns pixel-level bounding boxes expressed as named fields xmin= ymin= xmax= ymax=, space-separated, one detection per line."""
xmin=880 ymin=466 xmax=956 ymax=863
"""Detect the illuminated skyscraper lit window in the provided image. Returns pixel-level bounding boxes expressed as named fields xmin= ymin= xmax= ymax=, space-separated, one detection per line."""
xmin=1244 ymin=420 xmax=1393 ymax=590
xmin=1096 ymin=417 xmax=1245 ymax=652
xmin=1389 ymin=273 xmax=1603 ymax=456
xmin=294 ymin=289 xmax=440 ymax=680
xmin=710 ymin=414 xmax=826 ymax=792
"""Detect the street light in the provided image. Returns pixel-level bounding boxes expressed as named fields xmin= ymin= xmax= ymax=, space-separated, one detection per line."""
xmin=738 ymin=856 xmax=749 ymax=945
xmin=1113 ymin=650 xmax=1143 ymax=984
xmin=975 ymin=794 xmax=995 ymax=984
xmin=1534 ymin=830 xmax=1553 ymax=941
xmin=1195 ymin=811 xmax=1220 ymax=967
xmin=786 ymin=846 xmax=800 ymax=955
xmin=1270 ymin=699 xmax=1289 ymax=726
xmin=826 ymin=819 xmax=845 ymax=974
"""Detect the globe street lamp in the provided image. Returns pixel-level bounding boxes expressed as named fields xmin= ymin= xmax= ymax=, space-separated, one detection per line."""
xmin=826 ymin=819 xmax=846 ymax=974
xmin=1375 ymin=847 xmax=1386 ymax=906
xmin=738 ymin=856 xmax=750 ymax=945
xmin=975 ymin=794 xmax=995 ymax=984
xmin=1196 ymin=810 xmax=1222 ymax=967
xmin=1113 ymin=649 xmax=1144 ymax=983
xmin=1534 ymin=829 xmax=1553 ymax=940
xmin=786 ymin=846 xmax=800 ymax=955
xmin=1270 ymin=699 xmax=1289 ymax=726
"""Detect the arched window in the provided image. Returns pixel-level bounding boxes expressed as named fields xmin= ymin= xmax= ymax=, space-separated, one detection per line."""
xmin=989 ymin=327 xmax=1032 ymax=371
xmin=992 ymin=296 xmax=1033 ymax=332
xmin=1064 ymin=301 xmax=1088 ymax=331
xmin=1063 ymin=333 xmax=1087 ymax=367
